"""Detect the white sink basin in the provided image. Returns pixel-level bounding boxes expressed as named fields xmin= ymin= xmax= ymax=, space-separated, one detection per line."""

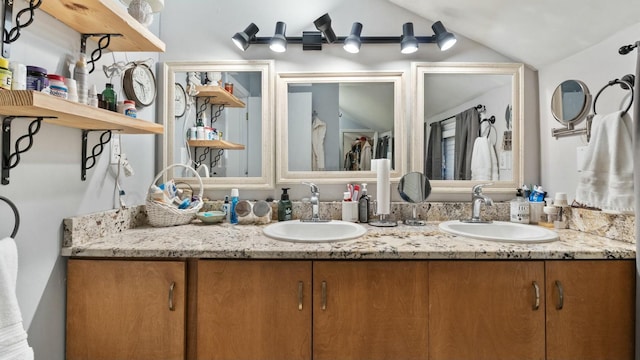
xmin=439 ymin=220 xmax=558 ymax=243
xmin=263 ymin=220 xmax=367 ymax=243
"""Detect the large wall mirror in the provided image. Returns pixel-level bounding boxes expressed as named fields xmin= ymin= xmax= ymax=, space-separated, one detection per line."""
xmin=160 ymin=60 xmax=274 ymax=189
xmin=276 ymin=72 xmax=406 ymax=184
xmin=411 ymin=62 xmax=524 ymax=194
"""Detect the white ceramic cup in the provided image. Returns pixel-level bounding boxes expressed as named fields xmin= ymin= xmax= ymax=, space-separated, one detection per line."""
xmin=342 ymin=201 xmax=358 ymax=222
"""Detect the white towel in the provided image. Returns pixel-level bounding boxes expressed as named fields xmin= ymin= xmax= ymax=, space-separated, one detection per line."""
xmin=470 ymin=137 xmax=499 ymax=181
xmin=575 ymin=110 xmax=634 ymax=212
xmin=0 ymin=237 xmax=33 ymax=360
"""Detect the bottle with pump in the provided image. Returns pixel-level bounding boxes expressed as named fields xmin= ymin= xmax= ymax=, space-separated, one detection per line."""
xmin=278 ymin=188 xmax=293 ymax=221
xmin=510 ymin=188 xmax=530 ymax=224
xmin=230 ymin=188 xmax=239 ymax=224
xmin=358 ymin=183 xmax=370 ymax=223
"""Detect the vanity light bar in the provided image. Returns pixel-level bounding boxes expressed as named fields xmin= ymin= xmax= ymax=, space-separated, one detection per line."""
xmin=232 ymin=14 xmax=457 ymax=54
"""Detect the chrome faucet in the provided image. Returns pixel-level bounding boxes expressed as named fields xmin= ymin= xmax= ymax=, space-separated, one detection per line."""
xmin=301 ymin=182 xmax=329 ymax=222
xmin=462 ymin=183 xmax=493 ymax=223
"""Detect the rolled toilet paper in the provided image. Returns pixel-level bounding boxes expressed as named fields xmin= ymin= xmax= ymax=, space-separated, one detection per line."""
xmin=374 ymin=158 xmax=390 ymax=214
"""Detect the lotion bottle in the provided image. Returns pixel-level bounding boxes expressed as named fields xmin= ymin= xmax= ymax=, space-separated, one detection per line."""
xmin=358 ymin=183 xmax=370 ymax=223
xmin=277 ymin=188 xmax=292 ymax=221
xmin=510 ymin=188 xmax=530 ymax=224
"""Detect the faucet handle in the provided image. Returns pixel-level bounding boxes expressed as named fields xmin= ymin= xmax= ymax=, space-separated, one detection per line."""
xmin=302 ymin=182 xmax=319 ymax=194
xmin=472 ymin=183 xmax=493 ymax=195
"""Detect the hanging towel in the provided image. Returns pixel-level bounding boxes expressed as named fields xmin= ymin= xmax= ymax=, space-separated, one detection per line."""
xmin=0 ymin=237 xmax=33 ymax=360
xmin=470 ymin=137 xmax=499 ymax=181
xmin=575 ymin=110 xmax=634 ymax=213
xmin=311 ymin=116 xmax=326 ymax=171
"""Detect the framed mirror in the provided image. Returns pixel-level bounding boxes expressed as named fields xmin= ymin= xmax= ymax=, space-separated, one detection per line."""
xmin=160 ymin=60 xmax=274 ymax=189
xmin=276 ymin=71 xmax=406 ymax=184
xmin=411 ymin=62 xmax=524 ymax=194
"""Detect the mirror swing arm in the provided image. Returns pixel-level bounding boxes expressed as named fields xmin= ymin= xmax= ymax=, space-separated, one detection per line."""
xmin=551 ymin=115 xmax=593 ymax=141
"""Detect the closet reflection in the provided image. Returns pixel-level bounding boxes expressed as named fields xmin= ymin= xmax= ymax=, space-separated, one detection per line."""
xmin=413 ymin=62 xmax=524 ymax=191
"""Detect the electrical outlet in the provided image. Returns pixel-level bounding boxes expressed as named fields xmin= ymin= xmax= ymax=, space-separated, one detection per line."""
xmin=110 ymin=135 xmax=121 ymax=164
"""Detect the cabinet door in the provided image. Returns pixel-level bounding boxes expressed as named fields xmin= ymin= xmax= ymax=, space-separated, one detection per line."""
xmin=66 ymin=259 xmax=186 ymax=360
xmin=313 ymin=261 xmax=429 ymax=360
xmin=429 ymin=261 xmax=545 ymax=360
xmin=546 ymin=260 xmax=635 ymax=360
xmin=196 ymin=260 xmax=312 ymax=360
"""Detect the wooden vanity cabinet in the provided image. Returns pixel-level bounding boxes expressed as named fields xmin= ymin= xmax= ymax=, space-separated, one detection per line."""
xmin=196 ymin=260 xmax=312 ymax=360
xmin=66 ymin=259 xmax=186 ymax=360
xmin=545 ymin=260 xmax=635 ymax=360
xmin=313 ymin=261 xmax=429 ymax=360
xmin=428 ymin=261 xmax=546 ymax=360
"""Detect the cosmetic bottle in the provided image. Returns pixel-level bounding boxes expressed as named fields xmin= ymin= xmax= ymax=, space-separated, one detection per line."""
xmin=221 ymin=195 xmax=230 ymax=222
xmin=510 ymin=188 xmax=530 ymax=224
xmin=358 ymin=183 xmax=370 ymax=223
xmin=230 ymin=188 xmax=239 ymax=224
xmin=278 ymin=188 xmax=292 ymax=221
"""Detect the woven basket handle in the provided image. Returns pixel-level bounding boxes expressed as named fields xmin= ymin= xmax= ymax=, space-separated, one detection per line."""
xmin=150 ymin=164 xmax=204 ymax=199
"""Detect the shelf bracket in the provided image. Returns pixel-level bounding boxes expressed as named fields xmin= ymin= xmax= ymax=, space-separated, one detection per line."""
xmin=2 ymin=116 xmax=50 ymax=185
xmin=2 ymin=0 xmax=42 ymax=58
xmin=81 ymin=33 xmax=122 ymax=74
xmin=81 ymin=129 xmax=112 ymax=181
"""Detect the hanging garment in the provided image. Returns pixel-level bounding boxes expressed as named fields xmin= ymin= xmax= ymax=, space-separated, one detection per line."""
xmin=311 ymin=116 xmax=326 ymax=171
xmin=360 ymin=139 xmax=372 ymax=171
xmin=470 ymin=137 xmax=499 ymax=181
xmin=426 ymin=122 xmax=443 ymax=180
xmin=454 ymin=107 xmax=480 ymax=180
xmin=575 ymin=110 xmax=634 ymax=213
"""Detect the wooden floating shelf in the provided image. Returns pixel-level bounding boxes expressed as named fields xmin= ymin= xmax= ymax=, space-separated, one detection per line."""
xmin=194 ymin=86 xmax=245 ymax=107
xmin=40 ymin=0 xmax=166 ymax=52
xmin=0 ymin=91 xmax=163 ymax=135
xmin=187 ymin=139 xmax=246 ymax=150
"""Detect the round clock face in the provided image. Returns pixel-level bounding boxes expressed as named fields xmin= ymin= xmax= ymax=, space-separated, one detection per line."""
xmin=174 ymin=83 xmax=186 ymax=117
xmin=124 ymin=64 xmax=156 ymax=107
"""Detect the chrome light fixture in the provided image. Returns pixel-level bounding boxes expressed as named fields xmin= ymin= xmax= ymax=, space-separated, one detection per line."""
xmin=343 ymin=22 xmax=363 ymax=54
xmin=270 ymin=22 xmax=287 ymax=53
xmin=432 ymin=21 xmax=457 ymax=51
xmin=231 ymin=15 xmax=457 ymax=54
xmin=313 ymin=13 xmax=337 ymax=43
xmin=232 ymin=23 xmax=260 ymax=51
xmin=400 ymin=22 xmax=418 ymax=54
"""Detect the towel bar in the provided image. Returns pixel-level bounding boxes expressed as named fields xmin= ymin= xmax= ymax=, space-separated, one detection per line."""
xmin=0 ymin=196 xmax=19 ymax=238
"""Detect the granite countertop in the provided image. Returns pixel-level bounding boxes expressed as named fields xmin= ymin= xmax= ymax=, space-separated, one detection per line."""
xmin=62 ymin=216 xmax=636 ymax=260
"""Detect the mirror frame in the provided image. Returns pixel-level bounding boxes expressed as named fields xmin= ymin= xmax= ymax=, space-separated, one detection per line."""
xmin=276 ymin=71 xmax=406 ymax=184
xmin=160 ymin=60 xmax=275 ymax=189
xmin=410 ymin=62 xmax=524 ymax=194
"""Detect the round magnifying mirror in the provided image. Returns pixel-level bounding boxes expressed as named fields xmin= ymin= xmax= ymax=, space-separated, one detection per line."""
xmin=551 ymin=80 xmax=591 ymax=125
xmin=398 ymin=172 xmax=431 ymax=226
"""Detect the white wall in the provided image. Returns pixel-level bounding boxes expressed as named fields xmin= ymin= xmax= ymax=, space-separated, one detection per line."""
xmin=538 ymin=22 xmax=640 ymax=202
xmin=158 ymin=0 xmax=532 ymax=202
xmin=0 ymin=3 xmax=160 ymax=359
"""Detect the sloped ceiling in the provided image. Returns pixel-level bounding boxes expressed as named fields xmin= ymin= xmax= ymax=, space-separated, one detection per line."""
xmin=389 ymin=0 xmax=640 ymax=69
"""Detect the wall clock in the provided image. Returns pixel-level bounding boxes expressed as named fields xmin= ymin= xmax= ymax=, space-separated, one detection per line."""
xmin=123 ymin=63 xmax=157 ymax=107
xmin=174 ymin=83 xmax=187 ymax=117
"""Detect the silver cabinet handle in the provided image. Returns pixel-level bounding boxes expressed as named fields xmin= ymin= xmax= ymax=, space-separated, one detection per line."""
xmin=555 ymin=280 xmax=564 ymax=310
xmin=298 ymin=281 xmax=303 ymax=311
xmin=532 ymin=281 xmax=540 ymax=310
xmin=321 ymin=281 xmax=327 ymax=311
xmin=169 ymin=281 xmax=175 ymax=311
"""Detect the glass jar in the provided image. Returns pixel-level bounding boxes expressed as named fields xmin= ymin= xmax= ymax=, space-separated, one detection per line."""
xmin=27 ymin=66 xmax=47 ymax=91
xmin=0 ymin=57 xmax=12 ymax=90
xmin=46 ymin=74 xmax=68 ymax=99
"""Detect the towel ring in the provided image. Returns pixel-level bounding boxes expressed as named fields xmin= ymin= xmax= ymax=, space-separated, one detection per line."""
xmin=0 ymin=196 xmax=19 ymax=238
xmin=593 ymin=75 xmax=634 ymax=115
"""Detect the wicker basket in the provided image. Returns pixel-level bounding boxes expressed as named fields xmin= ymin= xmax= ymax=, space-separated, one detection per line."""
xmin=146 ymin=164 xmax=204 ymax=227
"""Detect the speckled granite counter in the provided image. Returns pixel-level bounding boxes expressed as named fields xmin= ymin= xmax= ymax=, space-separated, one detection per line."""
xmin=61 ymin=205 xmax=635 ymax=260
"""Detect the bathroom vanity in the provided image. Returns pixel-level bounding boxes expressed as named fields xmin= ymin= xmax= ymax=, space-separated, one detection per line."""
xmin=62 ymin=207 xmax=635 ymax=360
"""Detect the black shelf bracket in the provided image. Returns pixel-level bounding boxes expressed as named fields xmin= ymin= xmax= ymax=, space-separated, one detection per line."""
xmin=2 ymin=116 xmax=51 ymax=185
xmin=2 ymin=0 xmax=42 ymax=58
xmin=81 ymin=129 xmax=113 ymax=181
xmin=81 ymin=33 xmax=122 ymax=74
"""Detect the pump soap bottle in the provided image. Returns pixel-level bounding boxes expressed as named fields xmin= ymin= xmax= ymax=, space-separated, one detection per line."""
xmin=510 ymin=188 xmax=530 ymax=224
xmin=278 ymin=188 xmax=293 ymax=221
xmin=358 ymin=183 xmax=370 ymax=223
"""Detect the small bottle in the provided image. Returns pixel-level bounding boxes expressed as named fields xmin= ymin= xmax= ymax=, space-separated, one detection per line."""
xmin=45 ymin=74 xmax=68 ymax=99
xmin=230 ymin=188 xmax=239 ymax=224
xmin=510 ymin=188 xmax=530 ymax=224
xmin=221 ymin=195 xmax=231 ymax=222
xmin=102 ymin=83 xmax=117 ymax=112
xmin=278 ymin=187 xmax=293 ymax=221
xmin=196 ymin=111 xmax=206 ymax=140
xmin=358 ymin=183 xmax=370 ymax=223
xmin=74 ymin=53 xmax=88 ymax=104
xmin=123 ymin=100 xmax=137 ymax=118
xmin=88 ymin=84 xmax=99 ymax=107
xmin=0 ymin=57 xmax=12 ymax=90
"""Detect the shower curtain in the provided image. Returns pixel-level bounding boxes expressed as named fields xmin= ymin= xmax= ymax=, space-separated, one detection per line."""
xmin=425 ymin=122 xmax=443 ymax=180
xmin=454 ymin=107 xmax=480 ymax=180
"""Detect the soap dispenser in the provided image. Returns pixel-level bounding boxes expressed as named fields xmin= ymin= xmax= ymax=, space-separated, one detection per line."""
xmin=510 ymin=188 xmax=530 ymax=224
xmin=278 ymin=188 xmax=293 ymax=221
xmin=358 ymin=183 xmax=370 ymax=223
